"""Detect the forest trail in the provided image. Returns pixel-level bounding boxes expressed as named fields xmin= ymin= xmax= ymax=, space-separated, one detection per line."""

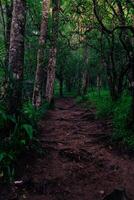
xmin=19 ymin=98 xmax=134 ymax=200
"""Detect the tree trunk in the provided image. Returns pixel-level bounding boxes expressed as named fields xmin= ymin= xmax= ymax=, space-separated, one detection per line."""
xmin=66 ymin=80 xmax=72 ymax=93
xmin=81 ymin=44 xmax=89 ymax=96
xmin=32 ymin=0 xmax=50 ymax=107
xmin=8 ymin=0 xmax=26 ymax=115
xmin=82 ymin=70 xmax=89 ymax=95
xmin=97 ymin=75 xmax=102 ymax=96
xmin=5 ymin=0 xmax=13 ymax=67
xmin=0 ymin=0 xmax=6 ymax=45
xmin=0 ymin=1 xmax=13 ymax=100
xmin=45 ymin=0 xmax=60 ymax=103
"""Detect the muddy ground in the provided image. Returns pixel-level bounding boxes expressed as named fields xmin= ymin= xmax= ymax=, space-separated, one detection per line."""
xmin=1 ymin=98 xmax=134 ymax=200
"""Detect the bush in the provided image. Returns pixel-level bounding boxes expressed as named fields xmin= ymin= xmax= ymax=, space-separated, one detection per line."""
xmin=0 ymin=114 xmax=35 ymax=182
xmin=112 ymin=94 xmax=134 ymax=150
xmin=88 ymin=90 xmax=113 ymax=119
xmin=22 ymin=100 xmax=49 ymax=126
xmin=75 ymin=96 xmax=84 ymax=103
xmin=0 ymin=100 xmax=49 ymax=182
xmin=78 ymin=90 xmax=134 ymax=151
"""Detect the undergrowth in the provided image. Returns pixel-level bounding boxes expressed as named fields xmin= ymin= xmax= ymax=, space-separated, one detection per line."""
xmin=0 ymin=100 xmax=49 ymax=182
xmin=76 ymin=90 xmax=134 ymax=151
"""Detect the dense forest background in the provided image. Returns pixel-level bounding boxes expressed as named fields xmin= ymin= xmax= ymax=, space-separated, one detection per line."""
xmin=0 ymin=0 xmax=134 ymax=183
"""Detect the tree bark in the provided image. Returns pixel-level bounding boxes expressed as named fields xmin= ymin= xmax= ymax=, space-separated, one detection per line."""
xmin=32 ymin=0 xmax=50 ymax=107
xmin=5 ymin=0 xmax=13 ymax=67
xmin=81 ymin=44 xmax=90 ymax=96
xmin=8 ymin=0 xmax=26 ymax=115
xmin=45 ymin=0 xmax=60 ymax=103
xmin=97 ymin=74 xmax=102 ymax=96
xmin=0 ymin=1 xmax=13 ymax=100
xmin=0 ymin=0 xmax=6 ymax=45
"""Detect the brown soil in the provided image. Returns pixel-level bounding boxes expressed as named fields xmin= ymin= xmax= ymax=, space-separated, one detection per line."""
xmin=1 ymin=98 xmax=134 ymax=200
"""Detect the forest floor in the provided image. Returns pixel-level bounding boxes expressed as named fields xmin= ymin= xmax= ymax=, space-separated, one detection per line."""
xmin=1 ymin=98 xmax=134 ymax=200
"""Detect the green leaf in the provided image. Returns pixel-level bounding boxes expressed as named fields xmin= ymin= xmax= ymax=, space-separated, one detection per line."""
xmin=0 ymin=153 xmax=5 ymax=162
xmin=21 ymin=124 xmax=34 ymax=140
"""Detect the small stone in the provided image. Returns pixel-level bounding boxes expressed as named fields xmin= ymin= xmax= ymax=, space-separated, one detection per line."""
xmin=100 ymin=190 xmax=105 ymax=195
xmin=14 ymin=180 xmax=23 ymax=185
xmin=109 ymin=146 xmax=112 ymax=150
xmin=0 ymin=171 xmax=3 ymax=177
xmin=22 ymin=194 xmax=27 ymax=199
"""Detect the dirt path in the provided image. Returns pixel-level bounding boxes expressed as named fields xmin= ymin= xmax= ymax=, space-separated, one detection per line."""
xmin=10 ymin=98 xmax=134 ymax=199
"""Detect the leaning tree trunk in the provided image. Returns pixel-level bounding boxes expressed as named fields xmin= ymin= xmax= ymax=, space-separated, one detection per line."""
xmin=32 ymin=0 xmax=50 ymax=107
xmin=8 ymin=0 xmax=26 ymax=115
xmin=45 ymin=0 xmax=60 ymax=103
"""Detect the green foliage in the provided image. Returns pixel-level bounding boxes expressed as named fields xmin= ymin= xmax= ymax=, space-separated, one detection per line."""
xmin=21 ymin=124 xmax=34 ymax=140
xmin=0 ymin=101 xmax=49 ymax=182
xmin=76 ymin=90 xmax=113 ymax=119
xmin=0 ymin=65 xmax=5 ymax=81
xmin=79 ymin=90 xmax=134 ymax=151
xmin=113 ymin=95 xmax=132 ymax=133
xmin=0 ymin=40 xmax=5 ymax=62
xmin=112 ymin=94 xmax=134 ymax=150
xmin=22 ymin=101 xmax=49 ymax=125
xmin=75 ymin=96 xmax=83 ymax=104
xmin=0 ymin=151 xmax=15 ymax=182
xmin=0 ymin=115 xmax=34 ymax=182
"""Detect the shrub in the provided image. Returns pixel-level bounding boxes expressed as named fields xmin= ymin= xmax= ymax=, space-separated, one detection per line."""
xmin=112 ymin=94 xmax=134 ymax=150
xmin=78 ymin=90 xmax=134 ymax=151
xmin=22 ymin=100 xmax=49 ymax=126
xmin=89 ymin=91 xmax=113 ymax=119
xmin=0 ymin=100 xmax=49 ymax=182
